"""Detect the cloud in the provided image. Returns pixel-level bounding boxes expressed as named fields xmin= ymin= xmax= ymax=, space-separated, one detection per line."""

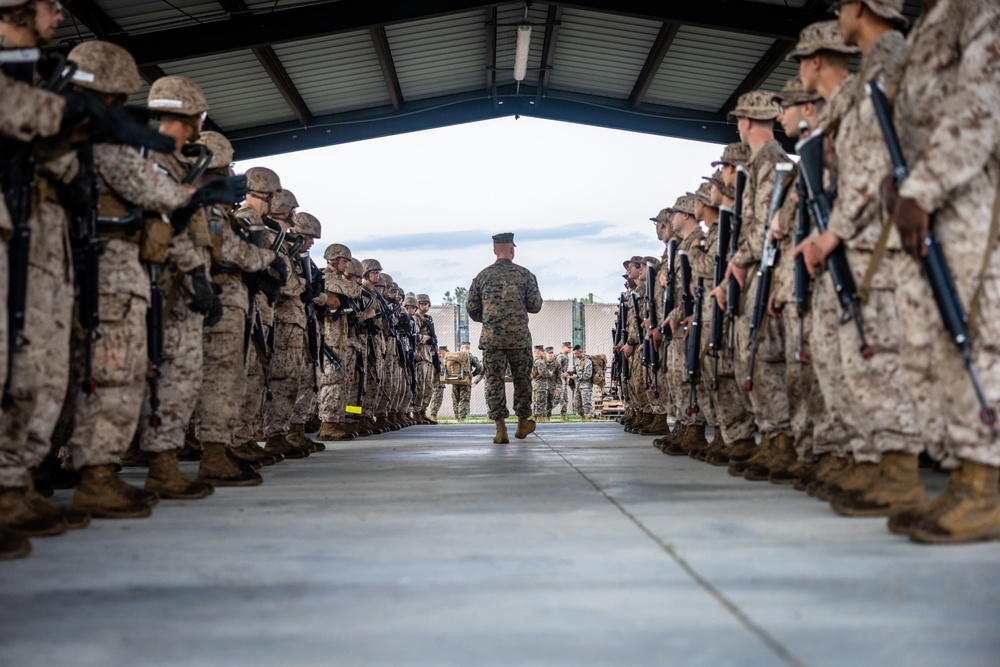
xmin=343 ymin=221 xmax=613 ymax=253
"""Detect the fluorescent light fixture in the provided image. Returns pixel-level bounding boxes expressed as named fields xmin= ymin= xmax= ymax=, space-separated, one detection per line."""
xmin=513 ymin=22 xmax=532 ymax=81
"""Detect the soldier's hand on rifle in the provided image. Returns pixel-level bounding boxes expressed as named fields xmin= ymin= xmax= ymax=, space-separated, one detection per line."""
xmin=266 ymin=255 xmax=287 ymax=285
xmin=187 ymin=266 xmax=222 ymax=325
xmin=724 ymin=263 xmax=747 ymax=290
xmin=666 ymin=318 xmax=680 ymax=335
xmin=681 ymin=316 xmax=694 ymax=340
xmin=362 ymin=307 xmax=376 ymax=319
xmin=326 ymin=294 xmax=342 ymax=310
xmin=650 ymin=327 xmax=663 ymax=349
xmin=891 ymin=197 xmax=930 ymax=261
xmin=622 ymin=344 xmax=633 ymax=359
xmin=709 ymin=285 xmax=727 ymax=312
xmin=768 ymin=210 xmax=785 ymax=244
xmin=768 ymin=292 xmax=783 ymax=319
xmin=191 ymin=175 xmax=249 ymax=208
xmin=792 ymin=236 xmax=827 ymax=277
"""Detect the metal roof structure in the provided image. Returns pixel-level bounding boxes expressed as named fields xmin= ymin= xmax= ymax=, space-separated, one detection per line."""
xmin=56 ymin=0 xmax=922 ymax=160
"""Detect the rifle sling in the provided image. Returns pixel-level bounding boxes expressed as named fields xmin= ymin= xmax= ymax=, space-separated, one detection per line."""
xmin=967 ymin=171 xmax=1000 ymax=340
xmin=857 ymin=215 xmax=895 ymax=303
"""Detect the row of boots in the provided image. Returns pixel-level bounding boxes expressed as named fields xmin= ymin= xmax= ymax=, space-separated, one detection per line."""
xmin=620 ymin=412 xmax=1000 ymax=544
xmin=315 ymin=410 xmax=437 ymax=442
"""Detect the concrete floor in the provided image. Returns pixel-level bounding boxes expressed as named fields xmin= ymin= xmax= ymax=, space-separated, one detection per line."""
xmin=1 ymin=422 xmax=998 ymax=667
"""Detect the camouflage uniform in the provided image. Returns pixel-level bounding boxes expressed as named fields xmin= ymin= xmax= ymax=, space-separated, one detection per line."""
xmin=68 ymin=145 xmax=190 ymax=468
xmin=451 ymin=353 xmax=483 ymax=419
xmin=893 ymin=0 xmax=1000 ymax=467
xmin=667 ymin=230 xmax=707 ymax=427
xmin=414 ymin=303 xmax=435 ymax=414
xmin=571 ymin=355 xmax=595 ymax=418
xmin=531 ymin=352 xmax=550 ymax=417
xmin=319 ymin=271 xmax=363 ymax=425
xmin=467 ymin=256 xmax=543 ymax=420
xmin=553 ymin=351 xmax=570 ymax=417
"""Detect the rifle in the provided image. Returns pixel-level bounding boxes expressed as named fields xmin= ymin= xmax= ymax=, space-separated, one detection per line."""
xmin=687 ymin=278 xmax=705 ymax=415
xmin=301 ymin=253 xmax=320 ymax=392
xmin=644 ymin=261 xmax=659 ymax=397
xmin=629 ymin=291 xmax=644 ymax=392
xmin=617 ymin=293 xmax=630 ymax=402
xmin=745 ymin=162 xmax=794 ymax=391
xmin=725 ymin=166 xmax=749 ymax=360
xmin=793 ymin=158 xmax=812 ymax=364
xmin=660 ymin=239 xmax=678 ymax=367
xmin=796 ymin=130 xmax=874 ymax=360
xmin=424 ymin=313 xmax=442 ymax=377
xmin=67 ymin=144 xmax=103 ymax=397
xmin=707 ymin=205 xmax=733 ymax=389
xmin=867 ymin=80 xmax=997 ymax=431
xmin=1 ymin=53 xmax=76 ymax=408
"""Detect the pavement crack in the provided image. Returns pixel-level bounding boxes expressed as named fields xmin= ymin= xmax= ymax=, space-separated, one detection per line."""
xmin=533 ymin=432 xmax=809 ymax=667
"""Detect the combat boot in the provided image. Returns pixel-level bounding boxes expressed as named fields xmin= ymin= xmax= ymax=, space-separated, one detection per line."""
xmin=675 ymin=424 xmax=707 ymax=456
xmin=908 ymin=461 xmax=1000 ymax=544
xmin=628 ymin=413 xmax=651 ymax=434
xmin=24 ymin=474 xmax=90 ymax=529
xmin=119 ymin=447 xmax=152 ymax=468
xmin=357 ymin=416 xmax=378 ymax=436
xmin=317 ymin=422 xmax=352 ymax=442
xmin=832 ymin=452 xmax=925 ymax=517
xmin=727 ymin=437 xmax=762 ymax=476
xmin=493 ymin=419 xmax=509 ymax=444
xmin=0 ymin=486 xmax=67 ymax=536
xmin=639 ymin=414 xmax=670 ymax=436
xmin=746 ymin=433 xmax=795 ymax=482
xmin=72 ymin=465 xmax=152 ymax=519
xmin=145 ymin=451 xmax=214 ymax=500
xmin=697 ymin=428 xmax=724 ymax=463
xmin=706 ymin=438 xmax=733 ymax=467
xmin=738 ymin=434 xmax=773 ymax=479
xmin=0 ymin=529 xmax=30 ymax=560
xmin=263 ymin=433 xmax=307 ymax=460
xmin=428 ymin=413 xmax=438 ymax=424
xmin=826 ymin=460 xmax=880 ymax=500
xmin=807 ymin=455 xmax=851 ymax=496
xmin=33 ymin=453 xmax=80 ymax=490
xmin=773 ymin=458 xmax=814 ymax=486
xmin=177 ymin=421 xmax=202 ymax=461
xmin=514 ymin=416 xmax=536 ymax=439
xmin=561 ymin=413 xmax=568 ymax=422
xmin=231 ymin=439 xmax=278 ymax=467
xmin=661 ymin=424 xmax=690 ymax=455
xmin=419 ymin=411 xmax=435 ymax=425
xmin=287 ymin=423 xmax=324 ymax=452
xmin=198 ymin=443 xmax=263 ymax=487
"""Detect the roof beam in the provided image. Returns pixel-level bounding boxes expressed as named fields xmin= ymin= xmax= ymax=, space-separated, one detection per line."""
xmin=370 ymin=26 xmax=404 ymax=111
xmin=485 ymin=7 xmax=496 ymax=95
xmin=627 ymin=21 xmax=679 ymax=109
xmin=103 ymin=0 xmax=829 ymax=68
xmin=534 ymin=5 xmax=562 ymax=107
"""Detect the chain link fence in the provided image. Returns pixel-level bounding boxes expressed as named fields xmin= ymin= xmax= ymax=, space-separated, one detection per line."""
xmin=428 ymin=299 xmax=616 ymax=418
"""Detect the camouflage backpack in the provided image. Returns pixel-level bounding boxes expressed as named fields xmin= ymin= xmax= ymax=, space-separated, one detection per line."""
xmin=589 ymin=354 xmax=607 ymax=388
xmin=444 ymin=351 xmax=471 ymax=385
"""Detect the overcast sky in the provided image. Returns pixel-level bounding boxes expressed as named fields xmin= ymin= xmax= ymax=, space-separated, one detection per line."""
xmin=235 ymin=117 xmax=730 ymax=303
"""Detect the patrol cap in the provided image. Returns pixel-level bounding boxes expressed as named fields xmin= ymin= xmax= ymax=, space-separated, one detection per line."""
xmin=403 ymin=296 xmax=419 ymax=307
xmin=772 ymin=76 xmax=823 ymax=106
xmin=148 ymin=75 xmax=209 ymax=117
xmin=785 ymin=20 xmax=859 ymax=60
xmin=323 ymin=243 xmax=351 ymax=262
xmin=623 ymin=255 xmax=643 ymax=269
xmin=727 ymin=90 xmax=780 ymax=121
xmin=271 ymin=189 xmax=298 ymax=216
xmin=852 ymin=0 xmax=907 ymax=25
xmin=693 ymin=181 xmax=715 ymax=207
xmin=544 ymin=346 xmax=554 ymax=353
xmin=416 ymin=293 xmax=430 ymax=304
xmin=703 ymin=169 xmax=734 ymax=200
xmin=361 ymin=259 xmax=382 ymax=274
xmin=345 ymin=258 xmax=364 ymax=277
xmin=672 ymin=195 xmax=698 ymax=217
xmin=292 ymin=212 xmax=321 ymax=238
xmin=492 ymin=232 xmax=516 ymax=246
xmin=650 ymin=207 xmax=673 ymax=224
xmin=245 ymin=167 xmax=281 ymax=194
xmin=68 ymin=41 xmax=142 ymax=95
xmin=562 ymin=341 xmax=572 ymax=348
xmin=712 ymin=142 xmax=751 ymax=168
xmin=193 ymin=131 xmax=234 ymax=169
xmin=534 ymin=345 xmax=544 ymax=351
xmin=643 ymin=256 xmax=661 ymax=268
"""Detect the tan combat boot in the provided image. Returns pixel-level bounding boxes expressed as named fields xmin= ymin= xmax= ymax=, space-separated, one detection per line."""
xmin=640 ymin=413 xmax=670 ymax=436
xmin=317 ymin=422 xmax=353 ymax=442
xmin=198 ymin=443 xmax=263 ymax=487
xmin=286 ymin=423 xmax=320 ymax=453
xmin=428 ymin=413 xmax=438 ymax=424
xmin=514 ymin=416 xmax=536 ymax=439
xmin=909 ymin=461 xmax=1000 ymax=544
xmin=0 ymin=528 xmax=30 ymax=560
xmin=805 ymin=454 xmax=849 ymax=495
xmin=263 ymin=433 xmax=308 ymax=459
xmin=231 ymin=439 xmax=279 ymax=467
xmin=177 ymin=421 xmax=203 ymax=461
xmin=826 ymin=460 xmax=881 ymax=501
xmin=32 ymin=453 xmax=80 ymax=491
xmin=73 ymin=465 xmax=153 ymax=519
xmin=832 ymin=452 xmax=925 ymax=517
xmin=23 ymin=474 xmax=90 ymax=529
xmin=661 ymin=424 xmax=690 ymax=455
xmin=675 ymin=424 xmax=707 ymax=456
xmin=493 ymin=419 xmax=510 ymax=444
xmin=696 ymin=427 xmax=723 ymax=463
xmin=145 ymin=450 xmax=214 ymax=500
xmin=746 ymin=433 xmax=795 ymax=481
xmin=561 ymin=413 xmax=568 ymax=422
xmin=0 ymin=485 xmax=67 ymax=537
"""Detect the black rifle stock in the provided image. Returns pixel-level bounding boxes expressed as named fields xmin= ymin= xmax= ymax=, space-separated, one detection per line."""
xmin=645 ymin=261 xmax=659 ymax=397
xmin=725 ymin=166 xmax=749 ymax=360
xmin=301 ymin=254 xmax=320 ymax=392
xmin=793 ymin=171 xmax=812 ymax=364
xmin=425 ymin=313 xmax=442 ymax=377
xmin=708 ymin=206 xmax=733 ymax=389
xmin=796 ymin=131 xmax=874 ymax=361
xmin=687 ymin=278 xmax=704 ymax=415
xmin=867 ymin=80 xmax=997 ymax=430
xmin=660 ymin=239 xmax=678 ymax=371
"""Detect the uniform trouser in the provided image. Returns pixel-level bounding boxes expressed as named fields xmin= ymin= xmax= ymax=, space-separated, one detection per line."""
xmin=318 ymin=342 xmax=357 ymax=424
xmin=346 ymin=342 xmax=363 ymax=417
xmin=839 ymin=252 xmax=924 ymax=463
xmin=555 ymin=380 xmax=568 ymax=416
xmin=546 ymin=384 xmax=557 ymax=416
xmin=627 ymin=352 xmax=651 ymax=414
xmin=362 ymin=336 xmax=385 ymax=418
xmin=781 ymin=306 xmax=823 ymax=460
xmin=291 ymin=357 xmax=316 ymax=427
xmin=139 ymin=306 xmax=203 ymax=454
xmin=376 ymin=340 xmax=396 ymax=416
xmin=195 ymin=305 xmax=246 ymax=447
xmin=704 ymin=311 xmax=755 ymax=444
xmin=233 ymin=335 xmax=265 ymax=445
xmin=483 ymin=347 xmax=532 ymax=420
xmin=69 ymin=292 xmax=148 ymax=467
xmin=452 ymin=384 xmax=472 ymax=418
xmin=574 ymin=382 xmax=594 ymax=417
xmin=262 ymin=321 xmax=306 ymax=438
xmin=532 ymin=381 xmax=549 ymax=416
xmin=429 ymin=381 xmax=444 ymax=416
xmin=897 ymin=245 xmax=1000 ymax=468
xmin=733 ymin=271 xmax=790 ymax=436
xmin=0 ymin=255 xmax=73 ymax=489
xmin=808 ymin=275 xmax=866 ymax=457
xmin=0 ymin=241 xmax=6 ymax=411
xmin=647 ymin=345 xmax=670 ymax=416
xmin=416 ymin=360 xmax=434 ymax=411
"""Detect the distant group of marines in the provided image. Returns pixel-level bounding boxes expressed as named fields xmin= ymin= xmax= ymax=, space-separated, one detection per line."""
xmin=0 ymin=0 xmax=449 ymax=561
xmin=613 ymin=0 xmax=1000 ymax=545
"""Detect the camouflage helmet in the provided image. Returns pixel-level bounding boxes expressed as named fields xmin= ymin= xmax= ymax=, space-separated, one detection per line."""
xmin=416 ymin=293 xmax=430 ymax=304
xmin=345 ymin=258 xmax=364 ymax=277
xmin=245 ymin=167 xmax=281 ymax=194
xmin=148 ymin=75 xmax=209 ymax=117
xmin=377 ymin=273 xmax=393 ymax=288
xmin=270 ymin=189 xmax=298 ymax=216
xmin=361 ymin=259 xmax=382 ymax=274
xmin=403 ymin=296 xmax=419 ymax=308
xmin=292 ymin=212 xmax=321 ymax=238
xmin=323 ymin=243 xmax=351 ymax=262
xmin=68 ymin=41 xmax=142 ymax=95
xmin=196 ymin=131 xmax=234 ymax=169
xmin=390 ymin=282 xmax=401 ymax=294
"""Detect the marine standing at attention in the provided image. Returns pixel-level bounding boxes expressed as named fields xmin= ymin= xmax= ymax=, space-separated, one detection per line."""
xmin=466 ymin=233 xmax=543 ymax=444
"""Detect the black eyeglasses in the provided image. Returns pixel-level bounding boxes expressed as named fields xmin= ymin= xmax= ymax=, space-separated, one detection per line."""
xmin=248 ymin=190 xmax=274 ymax=203
xmin=778 ymin=101 xmax=808 ymax=114
xmin=831 ymin=0 xmax=859 ymax=17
